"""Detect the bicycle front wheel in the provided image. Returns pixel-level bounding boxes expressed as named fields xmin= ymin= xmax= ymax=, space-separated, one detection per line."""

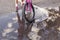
xmin=23 ymin=3 xmax=35 ymax=23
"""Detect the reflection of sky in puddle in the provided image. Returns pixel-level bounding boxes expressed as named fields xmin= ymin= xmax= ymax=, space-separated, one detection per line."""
xmin=0 ymin=12 xmax=18 ymax=40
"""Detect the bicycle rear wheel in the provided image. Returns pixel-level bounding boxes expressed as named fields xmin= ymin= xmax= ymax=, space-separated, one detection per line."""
xmin=23 ymin=3 xmax=35 ymax=23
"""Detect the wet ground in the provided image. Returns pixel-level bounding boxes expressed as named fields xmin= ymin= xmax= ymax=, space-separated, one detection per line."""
xmin=0 ymin=6 xmax=60 ymax=40
xmin=0 ymin=12 xmax=18 ymax=40
xmin=0 ymin=0 xmax=60 ymax=40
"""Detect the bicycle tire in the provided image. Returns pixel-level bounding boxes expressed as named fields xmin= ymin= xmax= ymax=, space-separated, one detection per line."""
xmin=23 ymin=3 xmax=35 ymax=23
